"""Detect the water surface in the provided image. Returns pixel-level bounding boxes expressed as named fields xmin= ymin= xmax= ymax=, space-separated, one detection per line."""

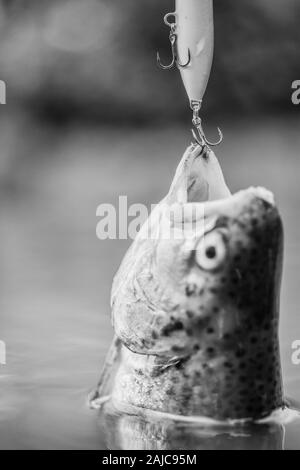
xmin=1 ymin=118 xmax=300 ymax=449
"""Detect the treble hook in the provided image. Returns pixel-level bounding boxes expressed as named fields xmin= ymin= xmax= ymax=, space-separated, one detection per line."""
xmin=190 ymin=100 xmax=223 ymax=148
xmin=157 ymin=12 xmax=191 ymax=70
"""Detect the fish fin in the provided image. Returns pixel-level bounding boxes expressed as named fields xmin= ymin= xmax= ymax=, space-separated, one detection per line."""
xmin=89 ymin=335 xmax=121 ymax=410
xmin=153 ymin=356 xmax=184 ymax=372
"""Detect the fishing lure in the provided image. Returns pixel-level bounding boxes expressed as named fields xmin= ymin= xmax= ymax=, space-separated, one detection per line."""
xmin=157 ymin=0 xmax=223 ymax=149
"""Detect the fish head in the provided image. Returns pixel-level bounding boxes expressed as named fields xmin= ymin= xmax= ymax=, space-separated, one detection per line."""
xmin=110 ymin=145 xmax=284 ymax=419
xmin=112 ymin=146 xmax=283 ymax=360
xmin=148 ymin=145 xmax=284 ymax=359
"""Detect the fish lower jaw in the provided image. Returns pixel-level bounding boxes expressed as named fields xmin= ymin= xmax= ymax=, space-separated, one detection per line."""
xmin=178 ymin=144 xmax=275 ymax=208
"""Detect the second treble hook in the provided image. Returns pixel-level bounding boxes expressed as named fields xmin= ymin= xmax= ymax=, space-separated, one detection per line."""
xmin=157 ymin=12 xmax=191 ymax=70
xmin=191 ymin=100 xmax=223 ymax=149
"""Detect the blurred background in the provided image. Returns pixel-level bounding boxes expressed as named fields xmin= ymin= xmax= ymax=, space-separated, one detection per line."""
xmin=0 ymin=0 xmax=300 ymax=449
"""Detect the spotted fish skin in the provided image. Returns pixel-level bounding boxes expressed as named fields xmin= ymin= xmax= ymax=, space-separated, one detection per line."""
xmin=101 ymin=146 xmax=284 ymax=420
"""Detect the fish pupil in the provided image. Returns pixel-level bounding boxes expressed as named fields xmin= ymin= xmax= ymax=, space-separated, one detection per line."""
xmin=206 ymin=246 xmax=217 ymax=259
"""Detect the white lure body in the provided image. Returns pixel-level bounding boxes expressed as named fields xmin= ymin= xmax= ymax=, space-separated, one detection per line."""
xmin=176 ymin=0 xmax=214 ymax=104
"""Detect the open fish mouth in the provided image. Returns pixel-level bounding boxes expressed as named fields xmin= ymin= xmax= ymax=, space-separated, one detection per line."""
xmin=133 ymin=144 xmax=278 ymax=247
xmin=161 ymin=144 xmax=277 ymax=246
xmin=170 ymin=143 xmax=275 ymax=207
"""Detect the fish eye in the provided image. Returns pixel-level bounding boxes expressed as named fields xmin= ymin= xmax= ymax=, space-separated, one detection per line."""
xmin=195 ymin=231 xmax=227 ymax=271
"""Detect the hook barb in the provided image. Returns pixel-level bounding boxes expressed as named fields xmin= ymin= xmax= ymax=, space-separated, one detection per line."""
xmin=157 ymin=35 xmax=191 ymax=70
xmin=192 ymin=125 xmax=223 ymax=148
xmin=191 ymin=125 xmax=223 ymax=148
xmin=176 ymin=47 xmax=191 ymax=69
xmin=156 ymin=47 xmax=176 ymax=70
